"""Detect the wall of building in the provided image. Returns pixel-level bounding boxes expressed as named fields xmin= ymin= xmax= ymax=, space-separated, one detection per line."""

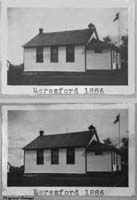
xmin=24 ymin=46 xmax=85 ymax=72
xmin=86 ymin=49 xmax=111 ymax=70
xmin=87 ymin=151 xmax=112 ymax=172
xmin=117 ymin=154 xmax=122 ymax=171
xmin=112 ymin=152 xmax=117 ymax=171
xmin=112 ymin=50 xmax=121 ymax=70
xmin=24 ymin=148 xmax=86 ymax=174
xmin=112 ymin=152 xmax=121 ymax=172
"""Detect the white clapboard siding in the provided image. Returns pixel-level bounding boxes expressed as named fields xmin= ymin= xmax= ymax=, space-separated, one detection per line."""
xmin=87 ymin=151 xmax=112 ymax=172
xmin=24 ymin=148 xmax=86 ymax=174
xmin=117 ymin=154 xmax=122 ymax=171
xmin=112 ymin=152 xmax=117 ymax=172
xmin=112 ymin=153 xmax=122 ymax=172
xmin=24 ymin=46 xmax=85 ymax=72
xmin=86 ymin=49 xmax=111 ymax=70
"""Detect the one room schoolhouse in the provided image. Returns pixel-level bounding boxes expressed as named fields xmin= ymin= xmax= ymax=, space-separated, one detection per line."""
xmin=23 ymin=125 xmax=121 ymax=174
xmin=23 ymin=23 xmax=120 ymax=72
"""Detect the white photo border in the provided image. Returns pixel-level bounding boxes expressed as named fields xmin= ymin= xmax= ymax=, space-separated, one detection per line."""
xmin=1 ymin=0 xmax=135 ymax=96
xmin=2 ymin=103 xmax=135 ymax=197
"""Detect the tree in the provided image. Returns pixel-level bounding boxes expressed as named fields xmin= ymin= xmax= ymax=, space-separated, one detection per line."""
xmin=120 ymin=34 xmax=128 ymax=66
xmin=121 ymin=35 xmax=128 ymax=46
xmin=103 ymin=36 xmax=112 ymax=43
xmin=103 ymin=137 xmax=112 ymax=145
xmin=121 ymin=137 xmax=128 ymax=149
xmin=120 ymin=137 xmax=128 ymax=171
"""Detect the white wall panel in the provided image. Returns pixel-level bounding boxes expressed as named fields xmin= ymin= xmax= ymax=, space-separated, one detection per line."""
xmin=87 ymin=151 xmax=112 ymax=172
xmin=86 ymin=49 xmax=111 ymax=70
xmin=24 ymin=148 xmax=86 ymax=174
xmin=24 ymin=46 xmax=85 ymax=72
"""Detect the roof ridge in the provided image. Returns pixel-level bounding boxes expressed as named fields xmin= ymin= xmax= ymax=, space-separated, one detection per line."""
xmin=40 ymin=28 xmax=89 ymax=35
xmin=40 ymin=130 xmax=90 ymax=137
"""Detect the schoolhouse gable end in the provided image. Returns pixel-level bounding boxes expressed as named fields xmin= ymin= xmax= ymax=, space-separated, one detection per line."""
xmin=23 ymin=23 xmax=120 ymax=72
xmin=23 ymin=126 xmax=121 ymax=174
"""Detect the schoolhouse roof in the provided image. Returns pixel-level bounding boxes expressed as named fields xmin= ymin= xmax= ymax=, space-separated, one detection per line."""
xmin=23 ymin=128 xmax=120 ymax=153
xmin=23 ymin=28 xmax=94 ymax=48
xmin=87 ymin=140 xmax=121 ymax=153
xmin=86 ymin=38 xmax=120 ymax=51
xmin=23 ymin=130 xmax=94 ymax=150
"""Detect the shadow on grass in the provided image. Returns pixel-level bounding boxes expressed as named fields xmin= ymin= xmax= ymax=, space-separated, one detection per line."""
xmin=8 ymin=171 xmax=128 ymax=187
xmin=7 ymin=67 xmax=128 ymax=86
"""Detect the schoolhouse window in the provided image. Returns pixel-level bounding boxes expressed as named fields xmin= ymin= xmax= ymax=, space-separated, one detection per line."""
xmin=36 ymin=149 xmax=44 ymax=164
xmin=94 ymin=48 xmax=102 ymax=53
xmin=67 ymin=147 xmax=75 ymax=164
xmin=50 ymin=47 xmax=58 ymax=62
xmin=66 ymin=46 xmax=75 ymax=62
xmin=95 ymin=151 xmax=103 ymax=155
xmin=51 ymin=148 xmax=59 ymax=164
xmin=36 ymin=47 xmax=43 ymax=63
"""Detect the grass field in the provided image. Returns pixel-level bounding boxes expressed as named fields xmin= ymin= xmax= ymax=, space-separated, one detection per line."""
xmin=8 ymin=172 xmax=128 ymax=187
xmin=8 ymin=68 xmax=128 ymax=86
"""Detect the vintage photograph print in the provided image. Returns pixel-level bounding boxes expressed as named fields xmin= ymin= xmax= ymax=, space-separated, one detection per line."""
xmin=2 ymin=104 xmax=135 ymax=196
xmin=1 ymin=0 xmax=135 ymax=95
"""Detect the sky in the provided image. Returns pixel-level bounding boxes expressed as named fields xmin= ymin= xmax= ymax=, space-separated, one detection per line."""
xmin=7 ymin=7 xmax=128 ymax=64
xmin=8 ymin=108 xmax=128 ymax=167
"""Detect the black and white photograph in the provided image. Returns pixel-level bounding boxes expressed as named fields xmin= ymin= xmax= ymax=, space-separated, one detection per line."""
xmin=7 ymin=8 xmax=127 ymax=85
xmin=0 ymin=0 xmax=136 ymax=200
xmin=1 ymin=0 xmax=135 ymax=95
xmin=2 ymin=104 xmax=135 ymax=196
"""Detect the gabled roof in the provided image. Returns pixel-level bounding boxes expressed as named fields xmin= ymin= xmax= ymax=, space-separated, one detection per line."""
xmin=23 ymin=131 xmax=94 ymax=150
xmin=86 ymin=38 xmax=120 ymax=51
xmin=87 ymin=140 xmax=121 ymax=153
xmin=23 ymin=28 xmax=93 ymax=48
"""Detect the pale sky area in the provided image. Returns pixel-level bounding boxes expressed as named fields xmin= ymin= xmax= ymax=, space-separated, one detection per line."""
xmin=8 ymin=7 xmax=128 ymax=64
xmin=8 ymin=109 xmax=128 ymax=167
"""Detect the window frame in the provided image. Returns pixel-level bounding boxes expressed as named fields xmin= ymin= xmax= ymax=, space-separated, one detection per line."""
xmin=51 ymin=148 xmax=59 ymax=164
xmin=66 ymin=45 xmax=75 ymax=62
xmin=66 ymin=147 xmax=75 ymax=164
xmin=36 ymin=47 xmax=44 ymax=63
xmin=36 ymin=149 xmax=44 ymax=165
xmin=94 ymin=150 xmax=103 ymax=155
xmin=94 ymin=48 xmax=103 ymax=54
xmin=50 ymin=46 xmax=58 ymax=62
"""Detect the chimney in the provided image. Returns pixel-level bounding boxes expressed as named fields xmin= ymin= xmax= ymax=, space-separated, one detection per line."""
xmin=39 ymin=28 xmax=43 ymax=34
xmin=88 ymin=23 xmax=99 ymax=40
xmin=39 ymin=130 xmax=44 ymax=136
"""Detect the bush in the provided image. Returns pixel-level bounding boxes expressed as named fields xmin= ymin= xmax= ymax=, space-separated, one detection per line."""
xmin=9 ymin=166 xmax=24 ymax=175
xmin=8 ymin=63 xmax=24 ymax=74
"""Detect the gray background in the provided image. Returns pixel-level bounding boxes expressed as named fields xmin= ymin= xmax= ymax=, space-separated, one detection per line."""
xmin=0 ymin=0 xmax=137 ymax=199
